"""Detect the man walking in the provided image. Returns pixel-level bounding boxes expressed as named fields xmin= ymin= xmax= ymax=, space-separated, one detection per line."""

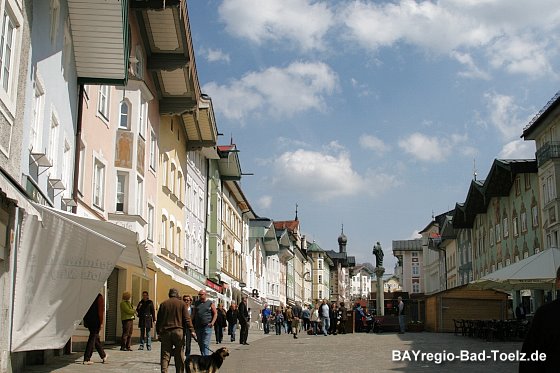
xmin=291 ymin=302 xmax=303 ymax=339
xmin=156 ymin=288 xmax=195 ymax=373
xmin=397 ymin=296 xmax=405 ymax=334
xmin=238 ymin=296 xmax=250 ymax=345
xmin=191 ymin=289 xmax=217 ymax=356
xmin=338 ymin=302 xmax=347 ymax=334
xmin=136 ymin=291 xmax=156 ymax=351
xmin=261 ymin=304 xmax=271 ymax=334
xmin=319 ymin=299 xmax=330 ymax=336
xmin=226 ymin=302 xmax=239 ymax=342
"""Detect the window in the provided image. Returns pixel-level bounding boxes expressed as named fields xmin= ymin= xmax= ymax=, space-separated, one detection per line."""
xmin=149 ymin=131 xmax=156 ymax=171
xmin=524 ymin=174 xmax=531 ymax=189
xmin=116 ymin=172 xmax=128 ymax=212
xmin=61 ymin=140 xmax=71 ymax=197
xmin=495 ymin=224 xmax=501 ymax=243
xmin=93 ymin=160 xmax=105 ymax=209
xmin=50 ymin=0 xmax=59 ymax=44
xmin=136 ymin=176 xmax=143 ymax=215
xmin=98 ymin=85 xmax=109 ymax=119
xmin=503 ymin=217 xmax=509 ymax=238
xmin=177 ymin=171 xmax=183 ymax=200
xmin=412 ymin=264 xmax=419 ymax=276
xmin=135 ymin=45 xmax=143 ymax=79
xmin=169 ymin=221 xmax=175 ymax=253
xmin=412 ymin=283 xmax=420 ymax=293
xmin=318 ymin=290 xmax=322 ymax=299
xmin=147 ymin=204 xmax=154 ymax=242
xmin=138 ymin=98 xmax=147 ymax=138
xmin=412 ymin=251 xmax=418 ymax=257
xmin=0 ymin=6 xmax=16 ymax=94
xmin=170 ymin=162 xmax=176 ymax=194
xmin=515 ymin=177 xmax=520 ymax=195
xmin=318 ymin=274 xmax=322 ymax=284
xmin=162 ymin=155 xmax=169 ymax=187
xmin=532 ymin=205 xmax=539 ymax=227
xmin=521 ymin=211 xmax=528 ymax=232
xmin=489 ymin=227 xmax=495 ymax=246
xmin=47 ymin=112 xmax=59 ymax=169
xmin=513 ymin=216 xmax=519 ymax=237
xmin=161 ymin=216 xmax=167 ymax=249
xmin=78 ymin=142 xmax=85 ymax=193
xmin=119 ymin=100 xmax=129 ymax=129
xmin=318 ymin=259 xmax=323 ymax=270
xmin=30 ymin=77 xmax=44 ymax=151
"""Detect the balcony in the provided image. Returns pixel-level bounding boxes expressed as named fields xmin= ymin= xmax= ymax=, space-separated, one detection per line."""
xmin=536 ymin=142 xmax=560 ymax=166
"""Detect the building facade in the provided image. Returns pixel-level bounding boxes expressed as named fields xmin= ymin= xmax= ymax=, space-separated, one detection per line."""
xmin=392 ymin=239 xmax=423 ymax=294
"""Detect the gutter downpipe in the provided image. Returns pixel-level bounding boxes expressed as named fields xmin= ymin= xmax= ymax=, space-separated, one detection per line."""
xmin=71 ymin=84 xmax=85 ymax=214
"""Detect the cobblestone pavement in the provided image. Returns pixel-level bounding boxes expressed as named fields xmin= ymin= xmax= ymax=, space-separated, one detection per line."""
xmin=24 ymin=329 xmax=524 ymax=373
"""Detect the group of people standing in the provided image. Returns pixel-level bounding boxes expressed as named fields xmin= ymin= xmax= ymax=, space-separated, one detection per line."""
xmin=259 ymin=299 xmax=348 ymax=338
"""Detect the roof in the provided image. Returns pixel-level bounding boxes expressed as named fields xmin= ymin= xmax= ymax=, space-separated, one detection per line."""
xmin=419 ymin=210 xmax=453 ymax=234
xmin=306 ymin=242 xmax=325 ymax=252
xmin=392 ymin=239 xmax=422 ymax=251
xmin=453 ymin=159 xmax=537 ymax=229
xmin=273 ymin=220 xmax=299 ymax=232
xmin=522 ymin=91 xmax=560 ymax=139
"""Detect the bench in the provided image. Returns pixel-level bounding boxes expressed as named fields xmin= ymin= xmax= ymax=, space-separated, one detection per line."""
xmin=373 ymin=315 xmax=400 ymax=333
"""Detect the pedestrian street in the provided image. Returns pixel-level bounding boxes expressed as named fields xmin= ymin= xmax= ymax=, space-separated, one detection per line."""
xmin=24 ymin=329 xmax=523 ymax=373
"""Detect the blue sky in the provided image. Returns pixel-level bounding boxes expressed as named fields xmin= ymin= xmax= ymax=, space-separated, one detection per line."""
xmin=188 ymin=0 xmax=560 ymax=272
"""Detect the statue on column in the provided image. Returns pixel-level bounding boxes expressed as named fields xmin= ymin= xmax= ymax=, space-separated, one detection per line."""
xmin=373 ymin=241 xmax=384 ymax=268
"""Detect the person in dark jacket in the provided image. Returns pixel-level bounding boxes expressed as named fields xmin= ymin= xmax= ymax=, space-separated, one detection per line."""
xmin=519 ymin=266 xmax=560 ymax=373
xmin=156 ymin=288 xmax=196 ymax=373
xmin=136 ymin=291 xmax=156 ymax=351
xmin=83 ymin=293 xmax=108 ymax=365
xmin=226 ymin=302 xmax=239 ymax=342
xmin=214 ymin=303 xmax=227 ymax=344
xmin=338 ymin=302 xmax=347 ymax=334
xmin=238 ymin=296 xmax=250 ymax=345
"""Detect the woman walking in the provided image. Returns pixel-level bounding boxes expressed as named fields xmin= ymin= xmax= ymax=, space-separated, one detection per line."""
xmin=310 ymin=303 xmax=320 ymax=335
xmin=274 ymin=307 xmax=284 ymax=335
xmin=120 ymin=291 xmax=136 ymax=351
xmin=214 ymin=303 xmax=227 ymax=344
xmin=226 ymin=302 xmax=239 ymax=342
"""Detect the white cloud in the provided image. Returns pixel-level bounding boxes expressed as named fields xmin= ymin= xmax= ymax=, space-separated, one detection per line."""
xmin=359 ymin=134 xmax=391 ymax=155
xmin=218 ymin=0 xmax=334 ymax=51
xmin=272 ymin=144 xmax=398 ymax=201
xmin=340 ymin=0 xmax=560 ymax=78
xmin=203 ymin=48 xmax=231 ymax=63
xmin=450 ymin=51 xmax=490 ymax=80
xmin=258 ymin=195 xmax=273 ymax=210
xmin=408 ymin=230 xmax=422 ymax=239
xmin=398 ymin=132 xmax=469 ymax=162
xmin=203 ymin=61 xmax=338 ymax=121
xmin=498 ymin=139 xmax=536 ymax=159
xmin=484 ymin=92 xmax=526 ymax=141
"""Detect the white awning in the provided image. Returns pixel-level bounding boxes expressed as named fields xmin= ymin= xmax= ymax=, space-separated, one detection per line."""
xmin=12 ymin=204 xmax=125 ymax=352
xmin=152 ymin=255 xmax=205 ymax=291
xmin=39 ymin=205 xmax=147 ymax=270
xmin=0 ymin=174 xmax=41 ymax=218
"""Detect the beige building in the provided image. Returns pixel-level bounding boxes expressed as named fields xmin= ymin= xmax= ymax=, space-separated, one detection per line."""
xmin=392 ymin=239 xmax=423 ymax=294
xmin=307 ymin=242 xmax=332 ymax=302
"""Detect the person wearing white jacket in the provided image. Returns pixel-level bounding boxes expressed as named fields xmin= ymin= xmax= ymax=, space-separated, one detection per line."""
xmin=310 ymin=303 xmax=320 ymax=335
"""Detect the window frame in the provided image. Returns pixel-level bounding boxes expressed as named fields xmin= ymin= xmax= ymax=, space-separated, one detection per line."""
xmin=0 ymin=0 xmax=22 ymax=115
xmin=97 ymin=85 xmax=109 ymax=121
xmin=118 ymin=99 xmax=130 ymax=130
xmin=93 ymin=158 xmax=106 ymax=210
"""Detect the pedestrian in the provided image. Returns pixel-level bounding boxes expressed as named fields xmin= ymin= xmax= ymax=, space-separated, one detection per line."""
xmin=214 ymin=303 xmax=227 ymax=344
xmin=82 ymin=293 xmax=108 ymax=365
xmin=310 ymin=303 xmax=320 ymax=335
xmin=156 ymin=288 xmax=196 ymax=373
xmin=519 ymin=265 xmax=560 ymax=373
xmin=515 ymin=302 xmax=526 ymax=320
xmin=329 ymin=302 xmax=338 ymax=335
xmin=397 ymin=296 xmax=405 ymax=334
xmin=291 ymin=302 xmax=302 ymax=339
xmin=319 ymin=299 xmax=330 ymax=336
xmin=238 ymin=296 xmax=250 ymax=345
xmin=182 ymin=295 xmax=194 ymax=358
xmin=274 ymin=307 xmax=284 ymax=335
xmin=338 ymin=302 xmax=347 ymax=334
xmin=261 ymin=304 xmax=271 ymax=334
xmin=120 ymin=291 xmax=135 ymax=351
xmin=285 ymin=306 xmax=293 ymax=334
xmin=302 ymin=305 xmax=311 ymax=332
xmin=191 ymin=289 xmax=217 ymax=356
xmin=226 ymin=302 xmax=239 ymax=342
xmin=136 ymin=291 xmax=156 ymax=351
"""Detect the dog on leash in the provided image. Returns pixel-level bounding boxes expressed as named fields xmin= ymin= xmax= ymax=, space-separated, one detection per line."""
xmin=186 ymin=347 xmax=230 ymax=373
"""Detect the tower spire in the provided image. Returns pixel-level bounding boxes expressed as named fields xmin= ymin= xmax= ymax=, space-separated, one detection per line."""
xmin=295 ymin=203 xmax=299 ymax=221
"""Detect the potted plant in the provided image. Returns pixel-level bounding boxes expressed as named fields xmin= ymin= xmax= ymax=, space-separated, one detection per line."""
xmin=407 ymin=320 xmax=424 ymax=332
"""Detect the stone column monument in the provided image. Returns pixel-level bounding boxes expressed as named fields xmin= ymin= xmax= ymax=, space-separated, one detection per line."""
xmin=373 ymin=242 xmax=385 ymax=316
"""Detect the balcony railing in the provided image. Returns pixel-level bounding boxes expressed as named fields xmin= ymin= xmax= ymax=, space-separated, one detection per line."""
xmin=536 ymin=142 xmax=560 ymax=166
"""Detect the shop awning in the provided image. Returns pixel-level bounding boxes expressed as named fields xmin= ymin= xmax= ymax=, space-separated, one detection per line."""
xmin=152 ymin=255 xmax=206 ymax=292
xmin=0 ymin=174 xmax=41 ymax=218
xmin=12 ymin=204 xmax=125 ymax=352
